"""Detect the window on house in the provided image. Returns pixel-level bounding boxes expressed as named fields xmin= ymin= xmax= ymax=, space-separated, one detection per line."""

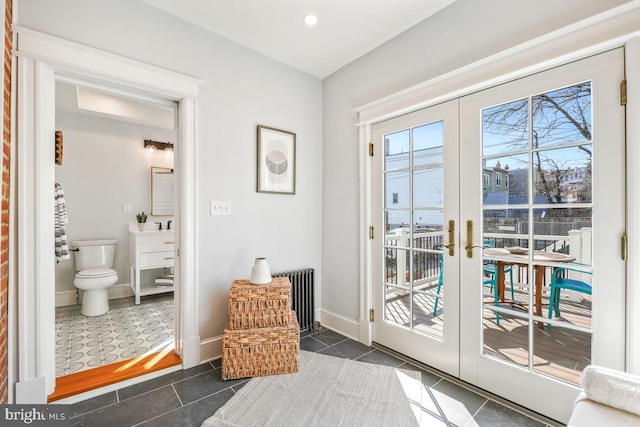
xmin=496 ymin=173 xmax=502 ymax=186
xmin=505 ymin=174 xmax=509 ymax=187
xmin=483 ymin=174 xmax=489 ymax=187
xmin=392 ymin=193 xmax=398 ymax=204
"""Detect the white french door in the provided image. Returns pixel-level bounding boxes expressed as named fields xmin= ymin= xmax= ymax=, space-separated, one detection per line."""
xmin=372 ymin=99 xmax=460 ymax=376
xmin=371 ymin=49 xmax=626 ymax=423
xmin=459 ymin=48 xmax=626 ymax=422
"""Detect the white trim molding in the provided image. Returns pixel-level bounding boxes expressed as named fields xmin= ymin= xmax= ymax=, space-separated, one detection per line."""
xmin=358 ymin=124 xmax=372 ymax=346
xmin=319 ymin=309 xmax=360 ymax=342
xmin=356 ymin=1 xmax=640 ymax=125
xmin=626 ymin=36 xmax=640 ymax=375
xmin=11 ymin=28 xmax=200 ymax=402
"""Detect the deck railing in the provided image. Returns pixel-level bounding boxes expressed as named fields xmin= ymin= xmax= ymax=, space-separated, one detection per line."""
xmin=385 ymin=226 xmax=592 ymax=294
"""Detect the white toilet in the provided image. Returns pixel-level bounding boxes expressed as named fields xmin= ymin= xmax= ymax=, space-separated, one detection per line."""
xmin=72 ymin=239 xmax=119 ymax=317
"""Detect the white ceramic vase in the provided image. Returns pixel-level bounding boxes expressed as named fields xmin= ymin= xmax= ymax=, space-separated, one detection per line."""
xmin=250 ymin=258 xmax=272 ymax=285
xmin=138 ymin=223 xmax=146 ymax=231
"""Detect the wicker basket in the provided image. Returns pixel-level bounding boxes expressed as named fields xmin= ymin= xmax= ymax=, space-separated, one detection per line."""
xmin=221 ymin=312 xmax=300 ymax=380
xmin=228 ymin=278 xmax=292 ymax=329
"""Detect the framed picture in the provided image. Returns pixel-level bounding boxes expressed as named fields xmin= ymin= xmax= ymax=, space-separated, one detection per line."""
xmin=257 ymin=125 xmax=296 ymax=194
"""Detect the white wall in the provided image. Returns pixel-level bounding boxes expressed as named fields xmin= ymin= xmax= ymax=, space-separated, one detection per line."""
xmin=18 ymin=0 xmax=323 ymax=341
xmin=321 ymin=0 xmax=631 ymax=322
xmin=54 ymin=110 xmax=175 ymax=295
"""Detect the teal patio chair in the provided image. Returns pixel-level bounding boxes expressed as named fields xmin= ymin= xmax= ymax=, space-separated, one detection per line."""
xmin=482 ymin=239 xmax=514 ymax=301
xmin=483 ymin=265 xmax=504 ymax=324
xmin=432 ymin=251 xmax=444 ymax=315
xmin=547 ymin=264 xmax=592 ymax=328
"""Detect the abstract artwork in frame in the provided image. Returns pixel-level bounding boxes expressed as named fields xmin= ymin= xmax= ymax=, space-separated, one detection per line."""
xmin=257 ymin=125 xmax=296 ymax=194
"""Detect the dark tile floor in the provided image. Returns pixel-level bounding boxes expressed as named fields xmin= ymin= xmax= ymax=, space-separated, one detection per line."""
xmin=67 ymin=328 xmax=559 ymax=427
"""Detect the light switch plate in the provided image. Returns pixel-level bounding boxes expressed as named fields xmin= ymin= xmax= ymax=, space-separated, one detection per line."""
xmin=210 ymin=201 xmax=232 ymax=216
xmin=123 ymin=203 xmax=132 ymax=214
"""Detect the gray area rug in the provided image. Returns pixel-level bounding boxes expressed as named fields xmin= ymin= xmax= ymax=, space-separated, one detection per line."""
xmin=202 ymin=351 xmax=422 ymax=427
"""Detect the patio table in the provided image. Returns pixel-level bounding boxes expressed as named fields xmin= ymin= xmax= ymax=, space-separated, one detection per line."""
xmin=483 ymin=248 xmax=576 ymax=328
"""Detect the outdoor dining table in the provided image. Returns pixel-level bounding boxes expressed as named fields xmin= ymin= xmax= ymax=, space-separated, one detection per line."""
xmin=483 ymin=248 xmax=576 ymax=328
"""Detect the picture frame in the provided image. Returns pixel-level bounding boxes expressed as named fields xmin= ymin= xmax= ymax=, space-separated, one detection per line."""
xmin=257 ymin=125 xmax=296 ymax=194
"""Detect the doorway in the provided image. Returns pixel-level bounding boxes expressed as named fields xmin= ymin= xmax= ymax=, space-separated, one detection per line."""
xmin=371 ymin=49 xmax=626 ymax=422
xmin=52 ymin=79 xmax=179 ymax=390
xmin=12 ymin=28 xmax=200 ymax=403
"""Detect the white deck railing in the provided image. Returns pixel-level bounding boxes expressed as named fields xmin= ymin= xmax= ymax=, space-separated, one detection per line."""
xmin=385 ymin=226 xmax=592 ymax=302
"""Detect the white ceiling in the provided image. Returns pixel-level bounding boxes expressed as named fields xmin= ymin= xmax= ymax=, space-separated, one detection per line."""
xmin=139 ymin=0 xmax=458 ymax=79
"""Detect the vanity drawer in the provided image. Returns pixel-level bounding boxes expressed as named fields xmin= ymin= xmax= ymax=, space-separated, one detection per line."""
xmin=140 ymin=251 xmax=175 ymax=268
xmin=138 ymin=235 xmax=175 ymax=253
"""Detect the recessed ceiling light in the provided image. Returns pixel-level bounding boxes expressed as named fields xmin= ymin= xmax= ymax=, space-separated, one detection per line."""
xmin=303 ymin=14 xmax=318 ymax=26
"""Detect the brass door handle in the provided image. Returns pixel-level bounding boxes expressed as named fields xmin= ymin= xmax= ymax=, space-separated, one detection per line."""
xmin=444 ymin=220 xmax=455 ymax=256
xmin=465 ymin=220 xmax=476 ymax=258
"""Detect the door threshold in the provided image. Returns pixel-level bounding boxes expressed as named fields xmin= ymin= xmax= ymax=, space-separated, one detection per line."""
xmin=49 ymin=350 xmax=182 ymax=402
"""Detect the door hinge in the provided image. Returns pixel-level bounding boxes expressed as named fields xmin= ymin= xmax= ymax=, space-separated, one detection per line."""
xmin=369 ymin=226 xmax=374 ymax=239
xmin=369 ymin=143 xmax=374 ymax=157
xmin=369 ymin=308 xmax=374 ymax=322
xmin=621 ymin=79 xmax=627 ymax=105
xmin=621 ymin=233 xmax=628 ymax=261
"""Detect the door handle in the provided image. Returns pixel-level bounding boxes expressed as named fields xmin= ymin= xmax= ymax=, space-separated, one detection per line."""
xmin=441 ymin=220 xmax=455 ymax=257
xmin=464 ymin=220 xmax=483 ymax=258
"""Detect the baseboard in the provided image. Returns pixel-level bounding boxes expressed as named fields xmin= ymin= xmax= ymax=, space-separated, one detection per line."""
xmin=319 ymin=309 xmax=359 ymax=342
xmin=55 ymin=290 xmax=78 ymax=307
xmin=200 ymin=335 xmax=223 ymax=364
xmin=55 ymin=283 xmax=133 ymax=307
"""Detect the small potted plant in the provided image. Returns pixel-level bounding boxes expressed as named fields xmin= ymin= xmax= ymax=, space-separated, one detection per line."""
xmin=136 ymin=211 xmax=147 ymax=231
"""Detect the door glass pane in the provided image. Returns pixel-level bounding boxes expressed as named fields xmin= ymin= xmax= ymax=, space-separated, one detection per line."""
xmin=384 ymin=285 xmax=410 ymax=328
xmin=481 ymin=80 xmax=593 ymax=386
xmin=532 ymin=82 xmax=592 ymax=148
xmin=412 ymin=210 xmax=443 ymax=249
xmin=385 ymin=171 xmax=410 ymax=208
xmin=483 ymin=154 xmax=528 ymax=206
xmin=385 ymin=129 xmax=410 ymax=170
xmin=413 ymin=291 xmax=444 ymax=339
xmin=533 ymin=146 xmax=592 ymax=204
xmin=386 ymin=210 xmax=410 ymax=248
xmin=533 ymin=325 xmax=591 ymax=386
xmin=483 ymin=208 xmax=528 ymax=249
xmin=384 ymin=248 xmax=410 ymax=287
xmin=482 ymin=309 xmax=529 ymax=368
xmin=482 ymin=98 xmax=529 ymax=156
xmin=413 ymin=167 xmax=443 ymax=207
xmin=413 ymin=121 xmax=443 ymax=167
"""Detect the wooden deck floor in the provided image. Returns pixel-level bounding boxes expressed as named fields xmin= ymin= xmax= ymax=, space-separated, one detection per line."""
xmin=384 ymin=282 xmax=591 ymax=386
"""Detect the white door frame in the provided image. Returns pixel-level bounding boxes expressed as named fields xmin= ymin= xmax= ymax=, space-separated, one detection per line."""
xmin=10 ymin=27 xmax=201 ymax=403
xmin=356 ymin=4 xmax=640 ymax=370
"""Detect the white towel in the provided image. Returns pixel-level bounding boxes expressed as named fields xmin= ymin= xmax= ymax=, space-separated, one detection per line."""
xmin=55 ymin=183 xmax=70 ymax=262
xmin=582 ymin=365 xmax=640 ymax=417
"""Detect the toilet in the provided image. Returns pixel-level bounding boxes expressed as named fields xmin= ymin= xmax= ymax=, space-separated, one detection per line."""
xmin=72 ymin=239 xmax=119 ymax=317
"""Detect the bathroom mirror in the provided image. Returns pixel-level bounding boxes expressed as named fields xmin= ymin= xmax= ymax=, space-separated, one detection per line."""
xmin=151 ymin=166 xmax=174 ymax=216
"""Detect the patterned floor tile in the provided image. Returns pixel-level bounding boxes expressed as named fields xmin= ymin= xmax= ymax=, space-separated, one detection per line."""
xmin=55 ymin=293 xmax=174 ymax=377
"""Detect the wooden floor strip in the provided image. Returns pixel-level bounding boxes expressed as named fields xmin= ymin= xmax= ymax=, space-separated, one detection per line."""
xmin=49 ymin=350 xmax=182 ymax=402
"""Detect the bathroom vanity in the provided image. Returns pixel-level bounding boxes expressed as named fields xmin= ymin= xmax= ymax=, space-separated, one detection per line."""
xmin=129 ymin=230 xmax=175 ymax=304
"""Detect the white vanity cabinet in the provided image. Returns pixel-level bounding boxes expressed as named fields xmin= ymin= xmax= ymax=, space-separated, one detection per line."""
xmin=129 ymin=230 xmax=175 ymax=304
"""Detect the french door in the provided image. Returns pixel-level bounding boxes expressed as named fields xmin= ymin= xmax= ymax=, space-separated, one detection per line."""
xmin=372 ymin=99 xmax=460 ymax=376
xmin=372 ymin=49 xmax=626 ymax=423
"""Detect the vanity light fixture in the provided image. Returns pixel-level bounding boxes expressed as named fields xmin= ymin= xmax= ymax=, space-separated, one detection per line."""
xmin=144 ymin=139 xmax=173 ymax=153
xmin=303 ymin=14 xmax=318 ymax=26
